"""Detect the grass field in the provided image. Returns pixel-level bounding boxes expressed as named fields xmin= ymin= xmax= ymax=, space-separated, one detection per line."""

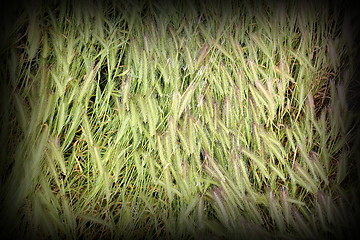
xmin=1 ymin=0 xmax=360 ymax=239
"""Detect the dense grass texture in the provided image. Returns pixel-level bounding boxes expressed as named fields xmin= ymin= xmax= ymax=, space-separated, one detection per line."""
xmin=1 ymin=0 xmax=360 ymax=239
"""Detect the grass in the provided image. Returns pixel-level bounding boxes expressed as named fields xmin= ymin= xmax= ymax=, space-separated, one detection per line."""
xmin=1 ymin=0 xmax=360 ymax=239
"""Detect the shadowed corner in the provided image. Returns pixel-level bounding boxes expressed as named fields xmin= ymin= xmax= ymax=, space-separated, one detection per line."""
xmin=340 ymin=1 xmax=360 ymax=239
xmin=0 ymin=0 xmax=21 ymax=239
xmin=0 ymin=1 xmax=43 ymax=240
xmin=346 ymin=7 xmax=360 ymax=115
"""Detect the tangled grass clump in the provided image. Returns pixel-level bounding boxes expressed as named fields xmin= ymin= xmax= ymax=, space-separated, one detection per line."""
xmin=1 ymin=0 xmax=360 ymax=239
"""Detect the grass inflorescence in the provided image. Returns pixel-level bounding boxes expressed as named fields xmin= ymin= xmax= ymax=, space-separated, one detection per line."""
xmin=1 ymin=0 xmax=360 ymax=239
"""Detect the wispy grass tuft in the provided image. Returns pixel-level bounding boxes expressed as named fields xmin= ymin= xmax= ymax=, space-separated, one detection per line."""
xmin=1 ymin=0 xmax=359 ymax=239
